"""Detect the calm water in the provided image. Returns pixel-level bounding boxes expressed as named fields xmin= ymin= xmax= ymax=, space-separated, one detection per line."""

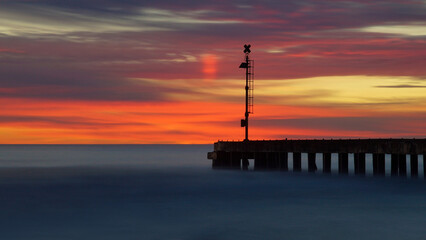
xmin=0 ymin=145 xmax=425 ymax=240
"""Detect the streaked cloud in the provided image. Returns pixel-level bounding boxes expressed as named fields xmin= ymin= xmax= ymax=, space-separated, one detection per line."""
xmin=375 ymin=84 xmax=426 ymax=88
xmin=0 ymin=5 xmax=167 ymax=38
xmin=135 ymin=8 xmax=244 ymax=25
xmin=359 ymin=23 xmax=426 ymax=36
xmin=253 ymin=115 xmax=426 ymax=134
xmin=0 ymin=4 xmax=248 ymax=40
xmin=254 ymin=76 xmax=426 ymax=108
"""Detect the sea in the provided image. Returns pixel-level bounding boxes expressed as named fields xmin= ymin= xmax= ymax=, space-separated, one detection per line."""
xmin=0 ymin=144 xmax=425 ymax=240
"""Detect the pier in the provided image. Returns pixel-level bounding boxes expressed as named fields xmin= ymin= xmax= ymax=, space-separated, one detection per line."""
xmin=207 ymin=46 xmax=426 ymax=177
xmin=207 ymin=139 xmax=426 ymax=176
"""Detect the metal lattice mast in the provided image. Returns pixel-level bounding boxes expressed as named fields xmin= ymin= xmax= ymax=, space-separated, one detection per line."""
xmin=239 ymin=44 xmax=254 ymax=141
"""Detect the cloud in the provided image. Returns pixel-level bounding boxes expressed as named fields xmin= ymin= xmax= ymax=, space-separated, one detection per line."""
xmin=252 ymin=115 xmax=426 ymax=134
xmin=0 ymin=5 xmax=167 ymax=38
xmin=375 ymin=84 xmax=426 ymax=88
xmin=2 ymin=0 xmax=425 ymax=41
xmin=359 ymin=23 xmax=426 ymax=36
xmin=0 ymin=55 xmax=199 ymax=101
xmin=0 ymin=115 xmax=148 ymax=127
xmin=0 ymin=3 xmax=248 ymax=40
xmin=0 ymin=79 xmax=196 ymax=101
xmin=135 ymin=8 xmax=243 ymax=25
xmin=0 ymin=48 xmax=25 ymax=54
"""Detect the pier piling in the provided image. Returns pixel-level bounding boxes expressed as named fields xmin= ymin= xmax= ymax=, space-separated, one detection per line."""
xmin=391 ymin=154 xmax=399 ymax=176
xmin=354 ymin=153 xmax=366 ymax=175
xmin=373 ymin=153 xmax=386 ymax=175
xmin=339 ymin=153 xmax=349 ymax=174
xmin=398 ymin=154 xmax=407 ymax=176
xmin=378 ymin=154 xmax=385 ymax=175
xmin=323 ymin=153 xmax=332 ymax=173
xmin=424 ymin=156 xmax=426 ymax=176
xmin=293 ymin=152 xmax=302 ymax=172
xmin=308 ymin=153 xmax=317 ymax=172
xmin=279 ymin=152 xmax=288 ymax=170
xmin=410 ymin=154 xmax=418 ymax=176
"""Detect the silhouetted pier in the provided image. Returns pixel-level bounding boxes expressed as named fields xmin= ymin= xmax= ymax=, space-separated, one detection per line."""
xmin=207 ymin=139 xmax=426 ymax=176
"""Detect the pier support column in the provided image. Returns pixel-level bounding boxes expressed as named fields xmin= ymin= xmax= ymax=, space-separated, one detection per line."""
xmin=279 ymin=152 xmax=288 ymax=171
xmin=373 ymin=153 xmax=378 ymax=175
xmin=410 ymin=154 xmax=418 ymax=177
xmin=268 ymin=152 xmax=279 ymax=170
xmin=212 ymin=158 xmax=222 ymax=169
xmin=373 ymin=153 xmax=385 ymax=175
xmin=229 ymin=152 xmax=241 ymax=169
xmin=242 ymin=152 xmax=249 ymax=170
xmin=391 ymin=154 xmax=399 ymax=176
xmin=254 ymin=155 xmax=260 ymax=170
xmin=323 ymin=153 xmax=331 ymax=173
xmin=398 ymin=154 xmax=406 ymax=176
xmin=274 ymin=152 xmax=280 ymax=169
xmin=338 ymin=153 xmax=349 ymax=174
xmin=212 ymin=151 xmax=226 ymax=169
xmin=214 ymin=151 xmax=241 ymax=169
xmin=354 ymin=153 xmax=366 ymax=175
xmin=373 ymin=153 xmax=379 ymax=175
xmin=424 ymin=155 xmax=426 ymax=177
xmin=265 ymin=152 xmax=272 ymax=169
xmin=254 ymin=152 xmax=266 ymax=170
xmin=293 ymin=152 xmax=302 ymax=172
xmin=308 ymin=153 xmax=317 ymax=172
xmin=378 ymin=154 xmax=385 ymax=175
xmin=225 ymin=152 xmax=233 ymax=169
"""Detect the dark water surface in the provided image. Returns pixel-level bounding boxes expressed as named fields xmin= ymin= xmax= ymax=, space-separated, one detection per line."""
xmin=0 ymin=145 xmax=425 ymax=240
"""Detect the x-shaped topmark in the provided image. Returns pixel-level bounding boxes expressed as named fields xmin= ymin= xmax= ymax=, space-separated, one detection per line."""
xmin=244 ymin=44 xmax=251 ymax=54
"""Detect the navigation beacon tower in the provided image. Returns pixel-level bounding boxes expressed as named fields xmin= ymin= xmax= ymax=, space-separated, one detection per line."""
xmin=239 ymin=44 xmax=254 ymax=141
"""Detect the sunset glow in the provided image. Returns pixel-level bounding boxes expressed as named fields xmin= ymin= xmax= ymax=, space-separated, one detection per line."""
xmin=0 ymin=1 xmax=425 ymax=143
xmin=202 ymin=54 xmax=218 ymax=77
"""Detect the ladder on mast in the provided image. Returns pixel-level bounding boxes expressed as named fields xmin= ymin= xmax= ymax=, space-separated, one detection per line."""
xmin=247 ymin=60 xmax=254 ymax=114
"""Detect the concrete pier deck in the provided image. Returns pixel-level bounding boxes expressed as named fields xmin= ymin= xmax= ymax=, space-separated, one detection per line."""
xmin=207 ymin=139 xmax=426 ymax=175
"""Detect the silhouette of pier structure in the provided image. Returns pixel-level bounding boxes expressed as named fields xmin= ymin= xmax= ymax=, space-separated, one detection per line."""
xmin=207 ymin=139 xmax=426 ymax=177
xmin=207 ymin=45 xmax=426 ymax=177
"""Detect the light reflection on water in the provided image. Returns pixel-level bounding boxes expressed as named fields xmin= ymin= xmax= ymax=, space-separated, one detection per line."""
xmin=0 ymin=145 xmax=425 ymax=240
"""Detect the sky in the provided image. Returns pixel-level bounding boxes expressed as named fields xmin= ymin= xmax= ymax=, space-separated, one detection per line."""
xmin=0 ymin=0 xmax=425 ymax=144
